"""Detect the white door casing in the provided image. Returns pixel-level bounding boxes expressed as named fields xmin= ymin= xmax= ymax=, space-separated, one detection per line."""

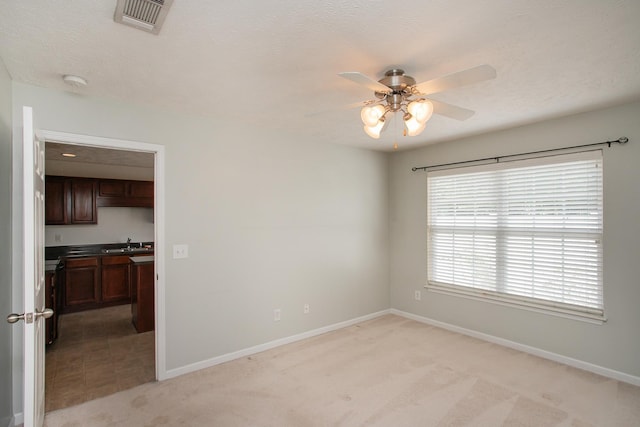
xmin=22 ymin=106 xmax=47 ymax=427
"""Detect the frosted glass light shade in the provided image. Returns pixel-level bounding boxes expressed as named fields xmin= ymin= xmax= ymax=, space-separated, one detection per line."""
xmin=363 ymin=120 xmax=385 ymax=139
xmin=360 ymin=105 xmax=386 ymax=127
xmin=407 ymin=100 xmax=434 ymax=124
xmin=404 ymin=116 xmax=426 ymax=136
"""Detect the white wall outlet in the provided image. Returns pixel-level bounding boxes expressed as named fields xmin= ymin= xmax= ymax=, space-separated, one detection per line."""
xmin=54 ymin=234 xmax=62 ymax=243
xmin=303 ymin=304 xmax=310 ymax=314
xmin=274 ymin=309 xmax=281 ymax=322
xmin=173 ymin=244 xmax=189 ymax=259
xmin=414 ymin=290 xmax=422 ymax=301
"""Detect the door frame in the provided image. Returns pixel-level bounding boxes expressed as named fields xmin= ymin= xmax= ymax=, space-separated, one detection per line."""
xmin=38 ymin=129 xmax=167 ymax=382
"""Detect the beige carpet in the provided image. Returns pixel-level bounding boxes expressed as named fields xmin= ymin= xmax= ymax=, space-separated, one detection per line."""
xmin=44 ymin=315 xmax=640 ymax=426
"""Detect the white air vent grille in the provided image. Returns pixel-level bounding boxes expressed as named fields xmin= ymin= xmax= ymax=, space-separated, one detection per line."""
xmin=114 ymin=0 xmax=173 ymax=34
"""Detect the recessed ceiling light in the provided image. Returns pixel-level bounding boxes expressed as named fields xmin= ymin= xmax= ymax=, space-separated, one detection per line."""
xmin=61 ymin=153 xmax=77 ymax=158
xmin=62 ymin=74 xmax=88 ymax=87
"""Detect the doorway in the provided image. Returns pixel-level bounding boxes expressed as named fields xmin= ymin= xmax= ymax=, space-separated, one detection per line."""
xmin=38 ymin=130 xmax=165 ymax=411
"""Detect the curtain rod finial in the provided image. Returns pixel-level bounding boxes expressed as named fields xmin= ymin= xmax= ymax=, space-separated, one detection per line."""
xmin=619 ymin=137 xmax=628 ymax=144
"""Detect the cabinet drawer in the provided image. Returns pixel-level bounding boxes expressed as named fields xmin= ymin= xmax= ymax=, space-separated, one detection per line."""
xmin=65 ymin=257 xmax=98 ymax=268
xmin=102 ymin=255 xmax=131 ymax=265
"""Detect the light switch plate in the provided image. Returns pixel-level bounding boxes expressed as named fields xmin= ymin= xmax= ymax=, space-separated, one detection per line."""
xmin=173 ymin=244 xmax=189 ymax=259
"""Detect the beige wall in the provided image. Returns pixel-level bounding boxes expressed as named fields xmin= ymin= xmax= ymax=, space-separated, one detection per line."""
xmin=389 ymin=100 xmax=640 ymax=377
xmin=11 ymin=82 xmax=390 ymax=404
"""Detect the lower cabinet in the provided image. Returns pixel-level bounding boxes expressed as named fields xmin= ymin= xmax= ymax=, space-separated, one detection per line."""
xmin=64 ymin=257 xmax=100 ymax=310
xmin=62 ymin=254 xmax=139 ymax=312
xmin=131 ymin=260 xmax=155 ymax=333
xmin=45 ymin=271 xmax=59 ymax=345
xmin=101 ymin=255 xmax=132 ymax=303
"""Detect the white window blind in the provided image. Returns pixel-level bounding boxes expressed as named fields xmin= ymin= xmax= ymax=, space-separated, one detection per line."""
xmin=427 ymin=151 xmax=604 ymax=320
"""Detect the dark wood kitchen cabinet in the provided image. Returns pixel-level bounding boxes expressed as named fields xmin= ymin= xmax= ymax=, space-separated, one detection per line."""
xmin=63 ymin=257 xmax=99 ymax=311
xmin=101 ymin=255 xmax=132 ymax=303
xmin=45 ymin=271 xmax=58 ymax=345
xmin=131 ymin=257 xmax=154 ymax=333
xmin=45 ymin=176 xmax=97 ymax=225
xmin=70 ymin=178 xmax=97 ymax=223
xmin=97 ymin=179 xmax=153 ymax=208
xmin=45 ymin=176 xmax=69 ymax=225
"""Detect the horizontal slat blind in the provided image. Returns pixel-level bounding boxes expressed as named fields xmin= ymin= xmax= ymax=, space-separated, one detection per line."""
xmin=427 ymin=151 xmax=603 ymax=318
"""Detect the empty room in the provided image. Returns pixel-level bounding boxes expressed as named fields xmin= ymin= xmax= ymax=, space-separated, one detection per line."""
xmin=1 ymin=1 xmax=639 ymax=426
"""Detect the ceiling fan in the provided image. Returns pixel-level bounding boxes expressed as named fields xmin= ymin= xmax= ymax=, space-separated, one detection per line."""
xmin=338 ymin=64 xmax=496 ymax=139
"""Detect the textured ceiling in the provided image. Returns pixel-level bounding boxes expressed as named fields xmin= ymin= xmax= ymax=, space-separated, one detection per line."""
xmin=1 ymin=0 xmax=639 ymax=152
xmin=46 ymin=142 xmax=154 ymax=168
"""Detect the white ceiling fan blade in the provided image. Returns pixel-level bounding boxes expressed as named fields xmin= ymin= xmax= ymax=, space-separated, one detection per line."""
xmin=414 ymin=64 xmax=496 ymax=96
xmin=305 ymin=100 xmax=377 ymax=117
xmin=429 ymin=99 xmax=475 ymax=121
xmin=338 ymin=72 xmax=391 ymax=93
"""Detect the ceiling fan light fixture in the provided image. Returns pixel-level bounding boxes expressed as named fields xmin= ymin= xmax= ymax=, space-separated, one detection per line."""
xmin=339 ymin=64 xmax=496 ymax=144
xmin=363 ymin=117 xmax=386 ymax=139
xmin=360 ymin=104 xmax=386 ymax=127
xmin=404 ymin=115 xmax=426 ymax=136
xmin=408 ymin=100 xmax=433 ymax=124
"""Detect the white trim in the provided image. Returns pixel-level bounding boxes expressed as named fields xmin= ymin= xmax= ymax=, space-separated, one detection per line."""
xmin=12 ymin=412 xmax=22 ymax=427
xmin=164 ymin=310 xmax=391 ymax=379
xmin=390 ymin=309 xmax=640 ymax=387
xmin=37 ymin=130 xmax=167 ymax=381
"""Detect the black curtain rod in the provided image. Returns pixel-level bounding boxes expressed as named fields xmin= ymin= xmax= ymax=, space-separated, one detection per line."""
xmin=411 ymin=137 xmax=629 ymax=172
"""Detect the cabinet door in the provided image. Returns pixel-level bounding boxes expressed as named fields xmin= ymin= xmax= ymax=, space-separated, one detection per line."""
xmin=45 ymin=176 xmax=69 ymax=225
xmin=131 ymin=262 xmax=155 ymax=333
xmin=101 ymin=256 xmax=131 ymax=303
xmin=128 ymin=180 xmax=154 ymax=198
xmin=64 ymin=258 xmax=99 ymax=309
xmin=98 ymin=179 xmax=127 ymax=197
xmin=70 ymin=179 xmax=97 ymax=224
xmin=45 ymin=272 xmax=57 ymax=344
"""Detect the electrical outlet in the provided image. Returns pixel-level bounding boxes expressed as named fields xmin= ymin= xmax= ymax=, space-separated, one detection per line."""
xmin=414 ymin=290 xmax=422 ymax=301
xmin=303 ymin=304 xmax=310 ymax=314
xmin=54 ymin=234 xmax=62 ymax=243
xmin=173 ymin=244 xmax=189 ymax=259
xmin=274 ymin=309 xmax=281 ymax=321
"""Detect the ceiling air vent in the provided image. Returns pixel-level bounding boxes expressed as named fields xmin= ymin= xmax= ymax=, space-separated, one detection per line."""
xmin=114 ymin=0 xmax=173 ymax=34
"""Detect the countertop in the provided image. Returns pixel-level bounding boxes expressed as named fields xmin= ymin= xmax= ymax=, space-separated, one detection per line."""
xmin=45 ymin=260 xmax=60 ymax=272
xmin=45 ymin=242 xmax=154 ymax=260
xmin=130 ymin=256 xmax=154 ymax=264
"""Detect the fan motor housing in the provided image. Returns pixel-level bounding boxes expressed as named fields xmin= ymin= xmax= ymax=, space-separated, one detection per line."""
xmin=379 ymin=69 xmax=416 ymax=92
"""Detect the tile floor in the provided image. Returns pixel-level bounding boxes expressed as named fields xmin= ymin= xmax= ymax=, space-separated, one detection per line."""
xmin=45 ymin=304 xmax=155 ymax=412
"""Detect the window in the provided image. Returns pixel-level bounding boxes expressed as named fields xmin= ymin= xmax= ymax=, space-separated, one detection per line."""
xmin=427 ymin=151 xmax=604 ymax=321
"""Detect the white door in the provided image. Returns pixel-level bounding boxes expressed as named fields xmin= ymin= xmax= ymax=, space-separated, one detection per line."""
xmin=22 ymin=106 xmax=48 ymax=427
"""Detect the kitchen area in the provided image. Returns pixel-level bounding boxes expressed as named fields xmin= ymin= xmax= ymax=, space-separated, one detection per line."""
xmin=43 ymin=142 xmax=156 ymax=411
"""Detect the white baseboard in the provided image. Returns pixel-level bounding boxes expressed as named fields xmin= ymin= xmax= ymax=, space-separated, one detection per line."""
xmin=164 ymin=309 xmax=391 ymax=380
xmin=12 ymin=412 xmax=22 ymax=427
xmin=391 ymin=309 xmax=640 ymax=387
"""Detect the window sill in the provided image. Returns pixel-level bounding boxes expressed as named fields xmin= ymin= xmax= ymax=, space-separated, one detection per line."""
xmin=425 ymin=282 xmax=606 ymax=325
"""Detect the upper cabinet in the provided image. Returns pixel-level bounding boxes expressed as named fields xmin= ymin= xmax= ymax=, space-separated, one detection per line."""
xmin=70 ymin=178 xmax=98 ymax=224
xmin=97 ymin=179 xmax=153 ymax=208
xmin=44 ymin=176 xmax=70 ymax=225
xmin=45 ymin=176 xmax=97 ymax=225
xmin=45 ymin=176 xmax=153 ymax=225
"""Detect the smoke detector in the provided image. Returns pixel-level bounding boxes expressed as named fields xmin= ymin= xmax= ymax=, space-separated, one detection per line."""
xmin=114 ymin=0 xmax=173 ymax=34
xmin=62 ymin=74 xmax=88 ymax=87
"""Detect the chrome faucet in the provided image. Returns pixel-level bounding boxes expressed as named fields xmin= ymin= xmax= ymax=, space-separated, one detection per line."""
xmin=126 ymin=237 xmax=131 ymax=249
